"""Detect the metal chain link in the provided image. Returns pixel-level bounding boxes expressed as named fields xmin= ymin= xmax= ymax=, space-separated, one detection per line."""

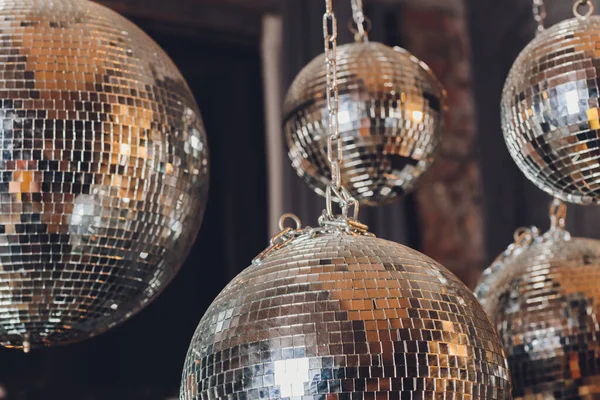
xmin=253 ymin=0 xmax=370 ymax=266
xmin=549 ymin=198 xmax=567 ymax=231
xmin=574 ymin=0 xmax=595 ymax=18
xmin=323 ymin=0 xmax=340 ymax=188
xmin=533 ymin=0 xmax=546 ymax=33
xmin=322 ymin=0 xmax=360 ymax=221
xmin=252 ymin=214 xmax=302 ymax=264
xmin=350 ymin=0 xmax=369 ymax=42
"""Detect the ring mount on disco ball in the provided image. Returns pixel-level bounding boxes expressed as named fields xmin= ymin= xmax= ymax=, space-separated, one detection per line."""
xmin=574 ymin=0 xmax=594 ymax=19
xmin=475 ymin=199 xmax=600 ymax=399
xmin=0 ymin=0 xmax=209 ymax=351
xmin=501 ymin=3 xmax=600 ymax=205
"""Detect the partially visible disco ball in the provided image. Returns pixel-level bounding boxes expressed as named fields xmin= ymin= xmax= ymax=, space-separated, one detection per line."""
xmin=181 ymin=232 xmax=511 ymax=400
xmin=0 ymin=0 xmax=209 ymax=350
xmin=475 ymin=233 xmax=600 ymax=399
xmin=283 ymin=42 xmax=444 ymax=205
xmin=502 ymin=16 xmax=600 ymax=205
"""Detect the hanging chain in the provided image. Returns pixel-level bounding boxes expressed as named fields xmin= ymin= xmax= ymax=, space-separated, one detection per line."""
xmin=252 ymin=0 xmax=369 ymax=266
xmin=574 ymin=0 xmax=595 ymax=18
xmin=322 ymin=0 xmax=361 ymax=223
xmin=23 ymin=333 xmax=31 ymax=353
xmin=323 ymin=0 xmax=340 ymax=190
xmin=549 ymin=198 xmax=567 ymax=231
xmin=533 ymin=0 xmax=546 ymax=33
xmin=350 ymin=0 xmax=369 ymax=42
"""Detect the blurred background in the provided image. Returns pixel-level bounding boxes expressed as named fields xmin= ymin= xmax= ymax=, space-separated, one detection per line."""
xmin=1 ymin=0 xmax=600 ymax=398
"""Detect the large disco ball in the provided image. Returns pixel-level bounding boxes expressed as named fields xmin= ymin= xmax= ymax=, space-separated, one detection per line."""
xmin=283 ymin=42 xmax=444 ymax=205
xmin=0 ymin=0 xmax=209 ymax=350
xmin=502 ymin=16 xmax=600 ymax=205
xmin=181 ymin=231 xmax=511 ymax=400
xmin=476 ymin=232 xmax=600 ymax=399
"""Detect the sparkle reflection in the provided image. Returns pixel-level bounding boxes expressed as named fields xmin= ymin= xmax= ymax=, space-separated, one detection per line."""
xmin=274 ymin=358 xmax=310 ymax=398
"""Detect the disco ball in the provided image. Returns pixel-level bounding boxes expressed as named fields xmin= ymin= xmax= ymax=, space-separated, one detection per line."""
xmin=283 ymin=42 xmax=444 ymax=206
xmin=181 ymin=230 xmax=511 ymax=400
xmin=475 ymin=231 xmax=600 ymax=399
xmin=502 ymin=15 xmax=600 ymax=205
xmin=0 ymin=0 xmax=209 ymax=350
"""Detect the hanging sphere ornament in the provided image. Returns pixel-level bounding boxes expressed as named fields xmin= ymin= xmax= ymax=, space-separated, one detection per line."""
xmin=0 ymin=0 xmax=209 ymax=351
xmin=501 ymin=1 xmax=600 ymax=205
xmin=184 ymin=3 xmax=508 ymax=398
xmin=475 ymin=200 xmax=600 ymax=399
xmin=283 ymin=42 xmax=445 ymax=206
xmin=180 ymin=216 xmax=512 ymax=400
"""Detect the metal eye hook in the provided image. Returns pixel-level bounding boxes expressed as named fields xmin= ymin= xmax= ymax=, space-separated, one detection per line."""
xmin=574 ymin=0 xmax=595 ymax=19
xmin=278 ymin=213 xmax=302 ymax=231
xmin=350 ymin=0 xmax=370 ymax=42
xmin=512 ymin=226 xmax=539 ymax=248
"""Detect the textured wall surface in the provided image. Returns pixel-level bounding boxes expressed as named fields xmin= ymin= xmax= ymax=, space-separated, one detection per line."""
xmin=399 ymin=1 xmax=485 ymax=288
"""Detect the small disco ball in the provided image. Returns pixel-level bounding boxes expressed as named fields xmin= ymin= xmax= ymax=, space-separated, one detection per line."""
xmin=0 ymin=0 xmax=209 ymax=350
xmin=475 ymin=233 xmax=600 ymax=399
xmin=502 ymin=15 xmax=600 ymax=205
xmin=283 ymin=42 xmax=444 ymax=206
xmin=181 ymin=231 xmax=511 ymax=400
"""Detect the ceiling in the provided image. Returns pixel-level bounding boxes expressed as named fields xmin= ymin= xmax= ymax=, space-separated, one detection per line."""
xmin=97 ymin=0 xmax=461 ymax=44
xmin=98 ymin=0 xmax=278 ymax=41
